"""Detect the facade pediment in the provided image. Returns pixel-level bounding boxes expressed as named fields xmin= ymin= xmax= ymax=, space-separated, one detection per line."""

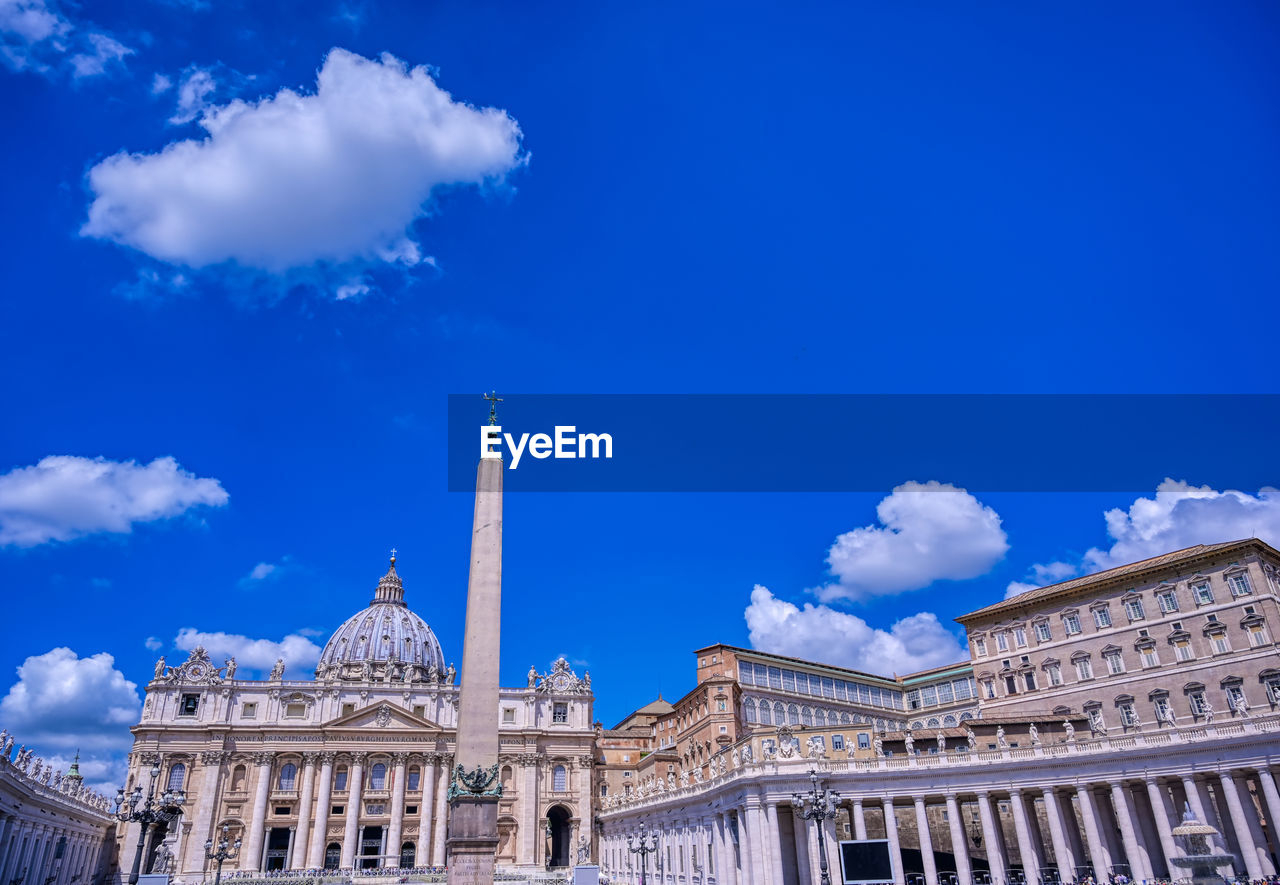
xmin=323 ymin=702 xmax=443 ymax=732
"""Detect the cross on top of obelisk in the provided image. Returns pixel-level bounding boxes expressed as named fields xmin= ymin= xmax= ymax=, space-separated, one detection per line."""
xmin=483 ymin=391 xmax=503 ymax=426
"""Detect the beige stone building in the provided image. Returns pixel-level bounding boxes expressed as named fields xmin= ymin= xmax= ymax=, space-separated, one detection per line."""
xmin=115 ymin=557 xmax=596 ymax=882
xmin=958 ymin=538 xmax=1280 ymax=732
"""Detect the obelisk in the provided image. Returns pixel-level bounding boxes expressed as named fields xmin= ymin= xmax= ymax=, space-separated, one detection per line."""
xmin=446 ymin=394 xmax=504 ymax=884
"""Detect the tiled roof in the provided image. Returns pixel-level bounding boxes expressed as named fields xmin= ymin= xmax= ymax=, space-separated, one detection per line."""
xmin=958 ymin=538 xmax=1274 ymax=624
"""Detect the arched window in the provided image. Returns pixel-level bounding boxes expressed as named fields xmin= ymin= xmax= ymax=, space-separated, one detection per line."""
xmin=943 ymin=715 xmax=957 ymax=727
xmin=927 ymin=717 xmax=940 ymax=728
xmin=324 ymin=843 xmax=341 ymax=870
xmin=841 ymin=712 xmax=852 ymax=725
xmin=801 ymin=706 xmax=814 ymax=726
xmin=759 ymin=702 xmax=772 ymax=725
xmin=278 ymin=763 xmax=297 ymax=790
xmin=231 ymin=765 xmax=247 ymax=791
xmin=370 ymin=762 xmax=387 ymax=790
xmin=553 ymin=765 xmax=567 ymax=792
xmin=815 ymin=709 xmax=827 ymax=727
xmin=166 ymin=763 xmax=186 ymax=792
xmin=400 ymin=842 xmax=415 ymax=868
xmin=774 ymin=702 xmax=786 ymax=724
xmin=742 ymin=699 xmax=757 ymax=723
xmin=787 ymin=704 xmax=800 ymax=725
xmin=407 ymin=767 xmax=420 ymax=791
xmin=500 ymin=766 xmax=513 ymax=793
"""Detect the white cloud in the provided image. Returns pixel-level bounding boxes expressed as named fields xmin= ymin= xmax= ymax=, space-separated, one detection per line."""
xmin=82 ymin=48 xmax=525 ymax=287
xmin=745 ymin=586 xmax=966 ymax=676
xmin=247 ymin=562 xmax=276 ymax=580
xmin=144 ymin=636 xmax=163 ymax=651
xmin=0 ymin=455 xmax=228 ymax=547
xmin=0 ymin=647 xmax=140 ymax=753
xmin=174 ymin=628 xmax=322 ymax=676
xmin=150 ymin=72 xmax=172 ymax=94
xmin=0 ymin=0 xmax=130 ymax=77
xmin=1004 ymin=480 xmax=1280 ymax=599
xmin=168 ymin=66 xmax=216 ymax=124
xmin=817 ymin=481 xmax=1008 ymax=602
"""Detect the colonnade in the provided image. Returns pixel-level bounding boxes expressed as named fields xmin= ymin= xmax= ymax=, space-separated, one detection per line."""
xmin=601 ymin=764 xmax=1280 ymax=885
xmin=0 ymin=815 xmax=108 ymax=885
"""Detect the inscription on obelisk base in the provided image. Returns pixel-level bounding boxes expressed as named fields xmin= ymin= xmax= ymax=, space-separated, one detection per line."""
xmin=446 ymin=426 xmax=504 ymax=885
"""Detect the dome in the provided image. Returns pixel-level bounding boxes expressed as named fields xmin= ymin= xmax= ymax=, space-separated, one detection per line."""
xmin=316 ymin=556 xmax=446 ymax=680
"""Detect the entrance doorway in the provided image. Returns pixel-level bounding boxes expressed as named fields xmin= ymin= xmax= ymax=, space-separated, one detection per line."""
xmin=547 ymin=806 xmax=572 ymax=868
xmin=265 ymin=828 xmax=291 ymax=871
xmin=360 ymin=825 xmax=383 ymax=869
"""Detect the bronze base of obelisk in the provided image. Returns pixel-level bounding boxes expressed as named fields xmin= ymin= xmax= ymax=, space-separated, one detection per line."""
xmin=445 ymin=795 xmax=499 ymax=885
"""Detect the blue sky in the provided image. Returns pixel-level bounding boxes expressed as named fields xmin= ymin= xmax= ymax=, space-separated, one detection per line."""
xmin=1 ymin=0 xmax=1278 ymax=790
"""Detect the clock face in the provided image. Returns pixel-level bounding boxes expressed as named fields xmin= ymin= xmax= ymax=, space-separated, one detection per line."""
xmin=189 ymin=664 xmax=206 ymax=679
xmin=551 ymin=674 xmax=571 ymax=692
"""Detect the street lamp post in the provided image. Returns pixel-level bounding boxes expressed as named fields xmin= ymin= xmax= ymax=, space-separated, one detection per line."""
xmin=114 ymin=761 xmax=186 ymax=885
xmin=204 ymin=825 xmax=241 ymax=885
xmin=794 ymin=768 xmax=840 ymax=885
xmin=626 ymin=822 xmax=659 ymax=885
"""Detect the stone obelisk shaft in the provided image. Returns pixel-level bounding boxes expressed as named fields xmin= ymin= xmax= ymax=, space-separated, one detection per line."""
xmin=446 ymin=454 xmax=502 ymax=884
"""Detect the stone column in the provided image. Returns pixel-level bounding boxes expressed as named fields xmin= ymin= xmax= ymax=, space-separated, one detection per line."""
xmin=419 ymin=756 xmax=438 ymax=865
xmin=1074 ymin=785 xmax=1108 ymax=876
xmin=291 ymin=754 xmax=317 ymax=870
xmin=447 ymin=452 xmax=504 ymax=885
xmin=1115 ymin=781 xmax=1154 ymax=881
xmin=1217 ymin=771 xmax=1263 ymax=880
xmin=1143 ymin=779 xmax=1177 ymax=878
xmin=306 ymin=753 xmax=335 ymax=868
xmin=976 ymin=793 xmax=1005 ymax=885
xmin=1234 ymin=774 xmax=1275 ymax=876
xmin=715 ymin=813 xmax=739 ymax=885
xmin=765 ymin=802 xmax=785 ymax=885
xmin=2 ymin=822 xmax=32 ymax=885
xmin=241 ymin=752 xmax=274 ymax=871
xmin=945 ymin=794 xmax=972 ymax=885
xmin=340 ymin=753 xmax=366 ymax=868
xmin=884 ymin=798 xmax=906 ymax=885
xmin=1256 ymin=768 xmax=1280 ymax=862
xmin=385 ymin=753 xmax=408 ymax=867
xmin=518 ymin=757 xmax=537 ymax=866
xmin=182 ymin=751 xmax=225 ymax=874
xmin=433 ymin=755 xmax=450 ymax=865
xmin=1179 ymin=776 xmax=1231 ymax=878
xmin=790 ymin=806 xmax=813 ymax=885
xmin=1009 ymin=790 xmax=1041 ymax=885
xmin=1041 ymin=789 xmax=1075 ymax=880
xmin=853 ymin=798 xmax=868 ymax=841
xmin=914 ymin=796 xmax=938 ymax=885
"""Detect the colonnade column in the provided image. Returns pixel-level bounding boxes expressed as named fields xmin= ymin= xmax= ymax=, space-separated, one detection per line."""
xmin=339 ymin=752 xmax=365 ymax=868
xmin=975 ymin=793 xmax=1005 ymax=885
xmin=944 ymin=795 xmax=971 ymax=885
xmin=1257 ymin=769 xmax=1280 ymax=859
xmin=306 ymin=753 xmax=335 ymax=868
xmin=1112 ymin=782 xmax=1152 ymax=881
xmin=853 ymin=798 xmax=867 ymax=841
xmin=1074 ymin=785 xmax=1108 ymax=876
xmin=432 ymin=754 xmax=449 ymax=866
xmin=764 ymin=802 xmax=785 ymax=885
xmin=384 ymin=753 xmax=407 ymax=867
xmin=1144 ymin=779 xmax=1177 ymax=878
xmin=418 ymin=755 xmax=438 ymax=865
xmin=183 ymin=751 xmax=225 ymax=873
xmin=241 ymin=752 xmax=274 ymax=871
xmin=291 ymin=754 xmax=317 ymax=870
xmin=1009 ymin=790 xmax=1041 ymax=884
xmin=913 ymin=797 xmax=937 ymax=885
xmin=1041 ymin=788 xmax=1075 ymax=879
xmin=883 ymin=798 xmax=906 ymax=885
xmin=788 ymin=807 xmax=812 ymax=885
xmin=1217 ymin=771 xmax=1263 ymax=880
xmin=1233 ymin=774 xmax=1275 ymax=877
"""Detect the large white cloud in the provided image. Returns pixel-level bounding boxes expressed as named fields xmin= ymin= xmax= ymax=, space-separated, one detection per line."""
xmin=173 ymin=628 xmax=322 ymax=676
xmin=745 ymin=586 xmax=966 ymax=676
xmin=1003 ymin=480 xmax=1280 ymax=598
xmin=818 ymin=481 xmax=1008 ymax=601
xmin=0 ymin=647 xmax=140 ymax=752
xmin=0 ymin=0 xmax=130 ymax=77
xmin=0 ymin=455 xmax=228 ymax=547
xmin=83 ymin=48 xmax=525 ymax=279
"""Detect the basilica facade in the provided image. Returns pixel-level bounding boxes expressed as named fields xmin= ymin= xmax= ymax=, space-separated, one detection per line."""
xmin=111 ymin=557 xmax=596 ymax=882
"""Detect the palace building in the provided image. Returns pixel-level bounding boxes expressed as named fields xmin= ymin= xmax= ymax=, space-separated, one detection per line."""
xmin=111 ymin=557 xmax=597 ymax=882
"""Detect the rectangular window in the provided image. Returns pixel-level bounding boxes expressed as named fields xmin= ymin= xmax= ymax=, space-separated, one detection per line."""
xmin=1174 ymin=639 xmax=1194 ymax=662
xmin=738 ymin=661 xmax=753 ymax=685
xmin=782 ymin=669 xmax=795 ymax=692
xmin=502 ymin=708 xmax=515 ymax=724
xmin=342 ymin=703 xmax=356 ymax=716
xmin=834 ymin=680 xmax=848 ymax=701
xmin=1226 ymin=686 xmax=1246 ymax=711
xmin=832 ymin=734 xmax=845 ymax=750
xmin=331 ymin=805 xmax=344 ymax=815
xmin=768 ymin=667 xmax=783 ymax=690
xmin=1192 ymin=582 xmax=1213 ymax=605
xmin=1105 ymin=653 xmax=1125 ymax=675
xmin=1265 ymin=677 xmax=1280 ymax=705
xmin=179 ymin=694 xmax=200 ymax=716
xmin=335 ymin=770 xmax=348 ymax=790
xmin=1004 ymin=675 xmax=1017 ymax=695
xmin=1075 ymin=658 xmax=1093 ymax=680
xmin=1140 ymin=647 xmax=1159 ymax=667
xmin=1013 ymin=627 xmax=1027 ymax=647
xmin=857 ymin=733 xmax=870 ymax=749
xmin=1119 ymin=703 xmax=1137 ymax=727
xmin=1023 ymin=671 xmax=1037 ymax=691
xmin=974 ymin=638 xmax=987 ymax=656
xmin=821 ymin=677 xmax=835 ymax=698
xmin=1034 ymin=622 xmax=1052 ymax=642
xmin=982 ymin=680 xmax=996 ymax=699
xmin=1248 ymin=623 xmax=1270 ymax=647
xmin=285 ymin=703 xmax=306 ymax=717
xmin=1153 ymin=697 xmax=1172 ymax=723
xmin=1189 ymin=691 xmax=1209 ymax=715
xmin=1228 ymin=574 xmax=1253 ymax=597
xmin=860 ymin=684 xmax=873 ymax=704
xmin=955 ymin=679 xmax=973 ymax=700
xmin=907 ymin=689 xmax=921 ymax=710
xmin=1210 ymin=633 xmax=1230 ymax=654
xmin=1087 ymin=708 xmax=1104 ymax=732
xmin=1064 ymin=613 xmax=1082 ymax=635
xmin=794 ymin=672 xmax=809 ymax=694
xmin=1157 ymin=590 xmax=1179 ymax=613
xmin=1124 ymin=599 xmax=1145 ymax=621
xmin=996 ymin=632 xmax=1009 ymax=652
xmin=1093 ymin=607 xmax=1112 ymax=628
xmin=921 ymin=685 xmax=938 ymax=706
xmin=553 ymin=703 xmax=568 ymax=723
xmin=412 ymin=705 xmax=425 ymax=718
xmin=242 ymin=702 xmax=257 ymax=718
xmin=936 ymin=682 xmax=954 ymax=704
xmin=1046 ymin=664 xmax=1062 ymax=686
